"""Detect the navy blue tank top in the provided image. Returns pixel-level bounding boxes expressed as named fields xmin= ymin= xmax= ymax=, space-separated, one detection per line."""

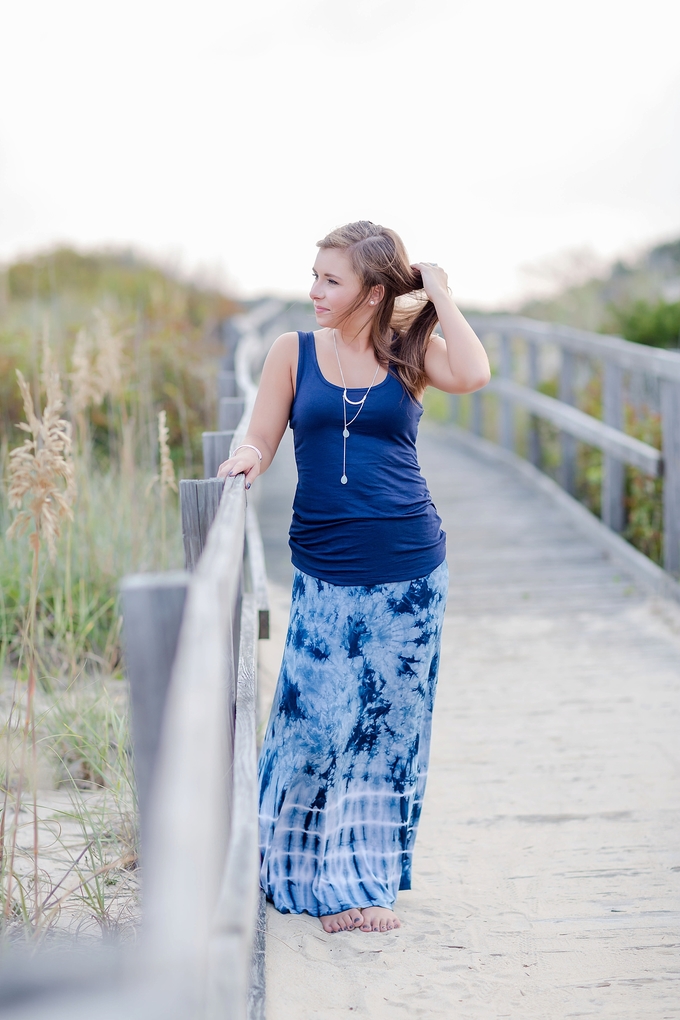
xmin=288 ymin=332 xmax=446 ymax=585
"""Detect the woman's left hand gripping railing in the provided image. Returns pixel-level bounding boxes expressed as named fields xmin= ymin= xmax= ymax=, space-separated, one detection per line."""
xmin=117 ymin=308 xmax=273 ymax=1020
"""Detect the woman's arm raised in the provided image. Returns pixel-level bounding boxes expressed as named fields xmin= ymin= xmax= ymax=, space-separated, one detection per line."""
xmin=415 ymin=263 xmax=491 ymax=396
xmin=216 ymin=331 xmax=298 ymax=487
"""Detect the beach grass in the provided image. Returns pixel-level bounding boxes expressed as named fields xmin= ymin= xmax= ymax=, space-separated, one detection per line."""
xmin=0 ymin=247 xmax=234 ymax=944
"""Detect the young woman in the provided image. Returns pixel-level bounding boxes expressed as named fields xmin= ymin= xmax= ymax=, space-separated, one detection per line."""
xmin=218 ymin=221 xmax=490 ymax=934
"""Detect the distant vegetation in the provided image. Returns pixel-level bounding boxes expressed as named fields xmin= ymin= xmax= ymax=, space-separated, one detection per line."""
xmin=0 ymin=247 xmax=238 ymax=467
xmin=0 ymin=244 xmax=239 ymax=674
xmin=0 ymin=247 xmax=238 ymax=939
xmin=520 ymin=237 xmax=680 ymax=348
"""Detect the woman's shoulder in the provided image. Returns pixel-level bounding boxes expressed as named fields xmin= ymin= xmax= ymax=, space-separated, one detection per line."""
xmin=262 ymin=331 xmax=308 ymax=390
xmin=271 ymin=330 xmax=301 ymax=347
xmin=269 ymin=328 xmax=318 ymax=349
xmin=265 ymin=331 xmax=301 ymax=361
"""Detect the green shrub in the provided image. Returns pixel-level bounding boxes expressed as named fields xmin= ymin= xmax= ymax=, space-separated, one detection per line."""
xmin=608 ymin=299 xmax=680 ymax=349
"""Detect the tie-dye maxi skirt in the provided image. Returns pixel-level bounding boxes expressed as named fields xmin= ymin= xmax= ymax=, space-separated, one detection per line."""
xmin=258 ymin=560 xmax=448 ymax=917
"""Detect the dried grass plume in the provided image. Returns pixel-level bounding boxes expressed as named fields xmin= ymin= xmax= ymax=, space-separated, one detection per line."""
xmin=70 ymin=310 xmax=126 ymax=415
xmin=71 ymin=328 xmax=103 ymax=414
xmin=148 ymin=410 xmax=178 ymax=496
xmin=7 ymin=352 xmax=75 ymax=562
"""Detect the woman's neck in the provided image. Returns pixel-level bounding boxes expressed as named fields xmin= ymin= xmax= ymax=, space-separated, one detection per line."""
xmin=333 ymin=321 xmax=374 ymax=354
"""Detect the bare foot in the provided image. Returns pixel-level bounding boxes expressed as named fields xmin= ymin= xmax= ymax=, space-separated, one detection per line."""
xmin=359 ymin=906 xmax=401 ymax=932
xmin=320 ymin=908 xmax=364 ymax=933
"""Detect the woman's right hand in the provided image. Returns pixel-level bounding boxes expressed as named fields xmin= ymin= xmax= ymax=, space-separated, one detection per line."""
xmin=217 ymin=447 xmax=261 ymax=489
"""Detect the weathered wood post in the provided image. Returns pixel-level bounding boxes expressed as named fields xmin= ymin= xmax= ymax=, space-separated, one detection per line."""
xmin=120 ymin=572 xmax=190 ymax=852
xmin=178 ymin=474 xmax=244 ymax=719
xmin=219 ymin=396 xmax=246 ymax=432
xmin=203 ymin=431 xmax=235 ymax=478
xmin=180 ymin=477 xmax=226 ymax=570
xmin=527 ymin=340 xmax=541 ymax=467
xmin=448 ymin=393 xmax=460 ymax=425
xmin=246 ymin=505 xmax=270 ymax=640
xmin=218 ymin=369 xmax=238 ymax=401
xmin=602 ymin=360 xmax=625 ymax=532
xmin=559 ymin=349 xmax=577 ymax=495
xmin=499 ymin=333 xmax=514 ymax=451
xmin=471 ymin=391 xmax=483 ymax=436
xmin=221 ymin=318 xmax=239 ymax=371
xmin=661 ymin=380 xmax=680 ymax=575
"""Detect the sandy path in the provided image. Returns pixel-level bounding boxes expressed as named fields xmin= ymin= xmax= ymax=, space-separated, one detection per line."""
xmin=256 ymin=427 xmax=680 ymax=1019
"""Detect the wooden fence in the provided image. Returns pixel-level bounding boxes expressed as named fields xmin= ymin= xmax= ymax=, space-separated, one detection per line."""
xmin=0 ymin=302 xmax=283 ymax=1020
xmin=448 ymin=316 xmax=680 ymax=586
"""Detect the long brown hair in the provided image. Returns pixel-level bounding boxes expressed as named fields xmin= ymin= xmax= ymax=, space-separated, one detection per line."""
xmin=316 ymin=220 xmax=438 ymax=398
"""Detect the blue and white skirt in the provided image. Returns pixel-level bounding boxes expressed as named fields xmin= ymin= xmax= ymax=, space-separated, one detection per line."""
xmin=258 ymin=560 xmax=448 ymax=917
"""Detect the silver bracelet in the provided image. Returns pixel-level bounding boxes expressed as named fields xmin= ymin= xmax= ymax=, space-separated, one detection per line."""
xmin=233 ymin=444 xmax=263 ymax=461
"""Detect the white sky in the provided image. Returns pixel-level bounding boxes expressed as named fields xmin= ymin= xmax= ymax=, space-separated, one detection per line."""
xmin=1 ymin=0 xmax=679 ymax=308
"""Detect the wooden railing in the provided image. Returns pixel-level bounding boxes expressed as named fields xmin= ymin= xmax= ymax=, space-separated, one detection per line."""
xmin=122 ymin=302 xmax=283 ymax=1018
xmin=448 ymin=315 xmax=680 ymax=584
xmin=0 ymin=304 xmax=280 ymax=1020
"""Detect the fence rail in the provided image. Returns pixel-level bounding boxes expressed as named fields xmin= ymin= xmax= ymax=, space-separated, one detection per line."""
xmin=459 ymin=315 xmax=680 ymax=580
xmin=0 ymin=303 xmax=283 ymax=1019
xmin=128 ymin=302 xmax=283 ymax=1018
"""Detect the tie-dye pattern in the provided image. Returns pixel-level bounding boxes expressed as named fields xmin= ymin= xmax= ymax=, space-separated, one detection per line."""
xmin=258 ymin=560 xmax=448 ymax=917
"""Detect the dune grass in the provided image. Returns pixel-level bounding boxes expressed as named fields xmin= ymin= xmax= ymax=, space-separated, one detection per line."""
xmin=0 ymin=247 xmax=230 ymax=944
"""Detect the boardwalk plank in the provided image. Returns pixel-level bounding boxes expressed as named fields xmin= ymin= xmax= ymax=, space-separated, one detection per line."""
xmin=257 ymin=427 xmax=680 ymax=1020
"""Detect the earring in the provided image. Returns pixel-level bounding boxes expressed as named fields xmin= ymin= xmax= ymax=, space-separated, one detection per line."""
xmin=369 ymin=300 xmax=375 ymax=305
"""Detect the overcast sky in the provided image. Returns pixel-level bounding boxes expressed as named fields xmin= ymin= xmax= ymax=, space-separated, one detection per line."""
xmin=1 ymin=0 xmax=679 ymax=308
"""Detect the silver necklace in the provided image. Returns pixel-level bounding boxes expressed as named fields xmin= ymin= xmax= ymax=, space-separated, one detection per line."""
xmin=333 ymin=329 xmax=381 ymax=484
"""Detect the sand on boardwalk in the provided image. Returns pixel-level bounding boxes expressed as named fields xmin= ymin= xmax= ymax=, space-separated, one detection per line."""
xmin=256 ymin=432 xmax=680 ymax=1020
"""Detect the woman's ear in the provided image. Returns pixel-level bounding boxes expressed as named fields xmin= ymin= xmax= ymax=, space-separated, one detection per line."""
xmin=370 ymin=284 xmax=385 ymax=306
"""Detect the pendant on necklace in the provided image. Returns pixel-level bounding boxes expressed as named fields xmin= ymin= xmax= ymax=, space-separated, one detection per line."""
xmin=341 ymin=475 xmax=348 ymax=484
xmin=343 ymin=428 xmax=349 ymax=438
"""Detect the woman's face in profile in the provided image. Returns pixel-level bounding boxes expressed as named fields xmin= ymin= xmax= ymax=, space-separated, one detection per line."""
xmin=310 ymin=248 xmax=366 ymax=329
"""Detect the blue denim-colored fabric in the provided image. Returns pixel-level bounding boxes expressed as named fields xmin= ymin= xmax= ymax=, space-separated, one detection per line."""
xmin=258 ymin=560 xmax=448 ymax=917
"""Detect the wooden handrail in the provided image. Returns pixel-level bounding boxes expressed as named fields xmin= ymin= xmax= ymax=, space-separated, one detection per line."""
xmin=143 ymin=472 xmax=245 ymax=999
xmin=126 ymin=307 xmax=272 ymax=1017
xmin=455 ymin=315 xmax=680 ymax=578
xmin=486 ymin=377 xmax=663 ymax=476
xmin=469 ymin=314 xmax=680 ymax=383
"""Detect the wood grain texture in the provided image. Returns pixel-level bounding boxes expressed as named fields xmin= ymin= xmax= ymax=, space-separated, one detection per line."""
xmin=142 ymin=471 xmax=246 ymax=1012
xmin=248 ymin=891 xmax=267 ymax=1020
xmin=180 ymin=478 xmax=225 ymax=569
xmin=206 ymin=595 xmax=260 ymax=1020
xmin=120 ymin=572 xmax=189 ymax=854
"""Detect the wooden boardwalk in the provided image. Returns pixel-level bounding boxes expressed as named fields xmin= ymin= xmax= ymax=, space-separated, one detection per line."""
xmin=254 ymin=424 xmax=680 ymax=1020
